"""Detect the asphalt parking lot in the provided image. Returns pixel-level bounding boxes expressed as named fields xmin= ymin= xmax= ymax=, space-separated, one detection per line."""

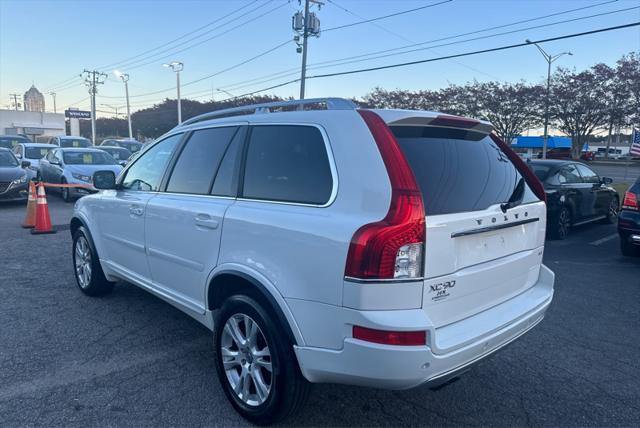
xmin=1 ymin=195 xmax=639 ymax=427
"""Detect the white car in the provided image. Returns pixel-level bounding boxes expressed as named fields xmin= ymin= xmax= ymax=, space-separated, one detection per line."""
xmin=13 ymin=142 xmax=56 ymax=173
xmin=71 ymin=98 xmax=554 ymax=425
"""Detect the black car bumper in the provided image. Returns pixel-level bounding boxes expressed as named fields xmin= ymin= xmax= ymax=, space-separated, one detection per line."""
xmin=618 ymin=209 xmax=640 ymax=246
xmin=0 ymin=182 xmax=29 ymax=201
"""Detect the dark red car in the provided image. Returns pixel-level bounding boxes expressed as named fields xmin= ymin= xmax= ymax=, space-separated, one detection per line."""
xmin=537 ymin=148 xmax=595 ymax=161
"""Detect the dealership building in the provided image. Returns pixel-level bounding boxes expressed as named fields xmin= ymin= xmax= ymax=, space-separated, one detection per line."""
xmin=0 ymin=109 xmax=65 ymax=142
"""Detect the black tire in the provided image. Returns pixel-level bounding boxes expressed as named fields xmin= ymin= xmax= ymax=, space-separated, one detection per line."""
xmin=213 ymin=294 xmax=309 ymax=425
xmin=61 ymin=177 xmax=72 ymax=203
xmin=72 ymin=227 xmax=114 ymax=296
xmin=601 ymin=197 xmax=619 ymax=224
xmin=620 ymin=238 xmax=639 ymax=257
xmin=550 ymin=206 xmax=571 ymax=240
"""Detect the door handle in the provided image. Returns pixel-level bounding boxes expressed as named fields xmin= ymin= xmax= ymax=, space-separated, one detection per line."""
xmin=195 ymin=213 xmax=219 ymax=230
xmin=129 ymin=205 xmax=144 ymax=216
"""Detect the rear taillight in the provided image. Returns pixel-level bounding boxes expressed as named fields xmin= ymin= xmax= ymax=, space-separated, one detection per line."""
xmin=489 ymin=134 xmax=547 ymax=204
xmin=344 ymin=110 xmax=425 ymax=280
xmin=623 ymin=191 xmax=638 ymax=210
xmin=353 ymin=325 xmax=427 ymax=346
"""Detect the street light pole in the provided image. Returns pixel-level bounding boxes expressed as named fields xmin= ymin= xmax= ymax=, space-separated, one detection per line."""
xmin=49 ymin=92 xmax=57 ymax=113
xmin=163 ymin=62 xmax=184 ymax=124
xmin=526 ymin=39 xmax=572 ymax=159
xmin=114 ymin=71 xmax=133 ymax=139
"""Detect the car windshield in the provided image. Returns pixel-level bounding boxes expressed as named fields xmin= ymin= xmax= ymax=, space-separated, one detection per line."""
xmin=122 ymin=142 xmax=142 ymax=153
xmin=25 ymin=147 xmax=53 ymax=159
xmin=0 ymin=151 xmax=19 ymax=167
xmin=0 ymin=137 xmax=29 ymax=150
xmin=59 ymin=138 xmax=91 ymax=148
xmin=102 ymin=147 xmax=131 ymax=160
xmin=527 ymin=164 xmax=552 ymax=181
xmin=63 ymin=151 xmax=117 ymax=165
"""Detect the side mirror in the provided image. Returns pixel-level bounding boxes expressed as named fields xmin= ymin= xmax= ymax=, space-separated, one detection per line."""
xmin=21 ymin=160 xmax=31 ymax=168
xmin=602 ymin=176 xmax=613 ymax=185
xmin=93 ymin=170 xmax=117 ymax=190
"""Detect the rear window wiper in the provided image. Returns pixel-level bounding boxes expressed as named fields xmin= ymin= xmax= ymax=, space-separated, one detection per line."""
xmin=501 ymin=178 xmax=525 ymax=213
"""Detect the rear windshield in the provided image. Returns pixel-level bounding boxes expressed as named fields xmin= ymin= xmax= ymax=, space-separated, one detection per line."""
xmin=0 ymin=137 xmax=28 ymax=149
xmin=25 ymin=147 xmax=53 ymax=159
xmin=527 ymin=163 xmax=552 ymax=181
xmin=60 ymin=138 xmax=91 ymax=148
xmin=63 ymin=151 xmax=117 ymax=165
xmin=391 ymin=126 xmax=538 ymax=215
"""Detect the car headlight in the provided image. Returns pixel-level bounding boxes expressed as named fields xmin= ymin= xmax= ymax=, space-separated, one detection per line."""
xmin=9 ymin=173 xmax=27 ymax=188
xmin=72 ymin=173 xmax=92 ymax=182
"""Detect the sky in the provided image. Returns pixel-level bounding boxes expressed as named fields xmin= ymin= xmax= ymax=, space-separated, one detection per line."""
xmin=0 ymin=0 xmax=639 ymax=118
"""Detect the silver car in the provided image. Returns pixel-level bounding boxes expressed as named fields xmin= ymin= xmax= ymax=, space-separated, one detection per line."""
xmin=39 ymin=147 xmax=123 ymax=202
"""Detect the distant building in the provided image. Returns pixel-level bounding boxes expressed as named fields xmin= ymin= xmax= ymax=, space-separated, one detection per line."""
xmin=23 ymin=85 xmax=45 ymax=112
xmin=0 ymin=109 xmax=65 ymax=141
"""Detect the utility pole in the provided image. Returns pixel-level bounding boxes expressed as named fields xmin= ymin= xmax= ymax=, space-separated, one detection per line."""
xmin=293 ymin=0 xmax=322 ymax=100
xmin=81 ymin=69 xmax=107 ymax=145
xmin=49 ymin=92 xmax=57 ymax=113
xmin=163 ymin=62 xmax=183 ymax=124
xmin=526 ymin=39 xmax=572 ymax=159
xmin=9 ymin=93 xmax=20 ymax=111
xmin=114 ymin=71 xmax=133 ymax=139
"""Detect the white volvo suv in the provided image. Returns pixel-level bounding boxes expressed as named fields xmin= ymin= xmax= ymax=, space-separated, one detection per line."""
xmin=71 ymin=98 xmax=554 ymax=425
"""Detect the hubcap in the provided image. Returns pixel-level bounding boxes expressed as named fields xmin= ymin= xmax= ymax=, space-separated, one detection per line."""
xmin=559 ymin=209 xmax=570 ymax=238
xmin=74 ymin=236 xmax=92 ymax=288
xmin=609 ymin=200 xmax=619 ymax=219
xmin=220 ymin=314 xmax=272 ymax=407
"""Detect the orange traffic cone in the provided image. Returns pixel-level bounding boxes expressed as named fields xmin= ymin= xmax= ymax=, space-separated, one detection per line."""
xmin=31 ymin=183 xmax=56 ymax=235
xmin=21 ymin=181 xmax=37 ymax=228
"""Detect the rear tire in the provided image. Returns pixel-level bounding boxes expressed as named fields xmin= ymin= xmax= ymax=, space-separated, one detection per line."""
xmin=601 ymin=197 xmax=619 ymax=224
xmin=213 ymin=294 xmax=309 ymax=425
xmin=550 ymin=206 xmax=571 ymax=240
xmin=72 ymin=227 xmax=114 ymax=296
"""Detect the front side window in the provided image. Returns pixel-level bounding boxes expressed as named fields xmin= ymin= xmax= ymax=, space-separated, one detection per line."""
xmin=575 ymin=164 xmax=600 ymax=184
xmin=242 ymin=125 xmax=333 ymax=205
xmin=167 ymin=127 xmax=238 ymax=195
xmin=557 ymin=165 xmax=582 ymax=184
xmin=122 ymin=134 xmax=182 ymax=191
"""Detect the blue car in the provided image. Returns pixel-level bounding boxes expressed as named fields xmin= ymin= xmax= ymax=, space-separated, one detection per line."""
xmin=38 ymin=147 xmax=123 ymax=202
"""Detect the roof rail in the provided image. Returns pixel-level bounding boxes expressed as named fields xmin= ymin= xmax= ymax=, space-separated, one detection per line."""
xmin=180 ymin=97 xmax=358 ymax=127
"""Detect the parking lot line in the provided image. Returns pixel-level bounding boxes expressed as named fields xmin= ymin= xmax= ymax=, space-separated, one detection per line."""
xmin=590 ymin=234 xmax=618 ymax=246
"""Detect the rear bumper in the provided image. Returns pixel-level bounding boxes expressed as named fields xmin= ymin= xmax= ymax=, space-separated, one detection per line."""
xmin=294 ymin=265 xmax=554 ymax=390
xmin=618 ymin=210 xmax=640 ymax=245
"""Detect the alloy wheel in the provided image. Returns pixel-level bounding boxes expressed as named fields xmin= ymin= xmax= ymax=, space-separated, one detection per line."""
xmin=220 ymin=313 xmax=273 ymax=407
xmin=609 ymin=199 xmax=619 ymax=220
xmin=74 ymin=236 xmax=92 ymax=288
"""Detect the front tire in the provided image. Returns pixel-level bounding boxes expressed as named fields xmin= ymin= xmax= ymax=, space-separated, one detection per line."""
xmin=72 ymin=227 xmax=114 ymax=296
xmin=61 ymin=178 xmax=72 ymax=203
xmin=214 ymin=294 xmax=309 ymax=425
xmin=550 ymin=206 xmax=571 ymax=240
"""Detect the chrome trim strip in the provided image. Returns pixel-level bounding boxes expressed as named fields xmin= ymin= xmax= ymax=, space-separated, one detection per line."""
xmin=451 ymin=217 xmax=539 ymax=238
xmin=344 ymin=276 xmax=425 ymax=284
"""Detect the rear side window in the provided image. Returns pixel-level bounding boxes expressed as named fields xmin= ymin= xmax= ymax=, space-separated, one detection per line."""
xmin=391 ymin=126 xmax=538 ymax=215
xmin=242 ymin=125 xmax=332 ymax=205
xmin=167 ymin=126 xmax=238 ymax=195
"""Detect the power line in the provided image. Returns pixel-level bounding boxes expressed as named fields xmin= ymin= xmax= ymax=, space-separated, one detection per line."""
xmin=114 ymin=1 xmax=289 ymax=72
xmin=97 ymin=0 xmax=259 ymax=70
xmin=306 ymin=22 xmax=640 ymax=80
xmin=322 ymin=0 xmax=453 ymax=32
xmin=300 ymin=6 xmax=640 ymax=73
xmin=326 ymin=0 xmax=501 ymax=80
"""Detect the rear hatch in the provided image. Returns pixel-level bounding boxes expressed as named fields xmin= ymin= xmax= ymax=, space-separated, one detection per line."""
xmin=383 ymin=113 xmax=546 ymax=331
